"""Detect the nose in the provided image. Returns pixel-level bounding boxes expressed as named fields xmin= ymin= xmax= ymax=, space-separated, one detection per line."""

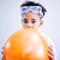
xmin=26 ymin=22 xmax=33 ymax=28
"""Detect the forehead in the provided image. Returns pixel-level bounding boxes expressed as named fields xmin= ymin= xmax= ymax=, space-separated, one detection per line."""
xmin=23 ymin=11 xmax=40 ymax=20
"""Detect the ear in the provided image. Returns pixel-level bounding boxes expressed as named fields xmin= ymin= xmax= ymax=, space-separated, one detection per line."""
xmin=40 ymin=20 xmax=43 ymax=26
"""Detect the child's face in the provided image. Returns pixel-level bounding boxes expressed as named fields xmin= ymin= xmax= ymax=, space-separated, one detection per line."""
xmin=21 ymin=11 xmax=43 ymax=30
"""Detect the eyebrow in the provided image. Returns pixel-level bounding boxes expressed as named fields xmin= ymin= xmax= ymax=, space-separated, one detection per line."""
xmin=31 ymin=18 xmax=36 ymax=21
xmin=23 ymin=18 xmax=28 ymax=21
xmin=23 ymin=18 xmax=37 ymax=21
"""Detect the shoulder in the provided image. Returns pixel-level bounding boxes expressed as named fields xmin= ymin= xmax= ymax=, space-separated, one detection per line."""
xmin=38 ymin=31 xmax=53 ymax=46
xmin=38 ymin=31 xmax=56 ymax=52
xmin=38 ymin=31 xmax=57 ymax=59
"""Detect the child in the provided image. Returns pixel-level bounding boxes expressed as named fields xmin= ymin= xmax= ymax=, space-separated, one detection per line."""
xmin=1 ymin=1 xmax=57 ymax=60
xmin=20 ymin=1 xmax=57 ymax=60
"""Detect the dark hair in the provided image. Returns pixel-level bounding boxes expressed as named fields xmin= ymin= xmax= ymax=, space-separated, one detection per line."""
xmin=21 ymin=1 xmax=47 ymax=18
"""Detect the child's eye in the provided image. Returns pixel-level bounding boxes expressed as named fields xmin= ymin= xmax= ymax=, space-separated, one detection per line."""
xmin=32 ymin=21 xmax=36 ymax=24
xmin=23 ymin=20 xmax=28 ymax=23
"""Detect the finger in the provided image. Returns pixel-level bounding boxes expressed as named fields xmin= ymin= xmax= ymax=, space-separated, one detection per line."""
xmin=48 ymin=53 xmax=53 ymax=58
xmin=48 ymin=53 xmax=54 ymax=60
xmin=1 ymin=46 xmax=4 ymax=54
xmin=48 ymin=48 xmax=54 ymax=56
xmin=48 ymin=49 xmax=54 ymax=60
xmin=1 ymin=51 xmax=3 ymax=54
xmin=48 ymin=46 xmax=53 ymax=52
xmin=48 ymin=46 xmax=54 ymax=60
xmin=2 ymin=56 xmax=4 ymax=60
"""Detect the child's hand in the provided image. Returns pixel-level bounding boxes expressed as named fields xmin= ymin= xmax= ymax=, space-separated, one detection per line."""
xmin=1 ymin=46 xmax=4 ymax=60
xmin=1 ymin=46 xmax=4 ymax=53
xmin=48 ymin=45 xmax=54 ymax=60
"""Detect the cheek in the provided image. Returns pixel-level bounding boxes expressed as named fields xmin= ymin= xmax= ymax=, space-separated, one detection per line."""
xmin=34 ymin=22 xmax=40 ymax=27
xmin=22 ymin=23 xmax=26 ymax=28
xmin=33 ymin=23 xmax=40 ymax=29
xmin=22 ymin=24 xmax=24 ymax=28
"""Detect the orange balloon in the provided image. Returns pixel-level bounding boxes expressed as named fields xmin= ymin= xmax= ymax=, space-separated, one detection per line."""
xmin=3 ymin=28 xmax=49 ymax=60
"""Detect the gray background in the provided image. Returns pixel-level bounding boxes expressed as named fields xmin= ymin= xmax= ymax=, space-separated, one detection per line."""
xmin=0 ymin=0 xmax=60 ymax=60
